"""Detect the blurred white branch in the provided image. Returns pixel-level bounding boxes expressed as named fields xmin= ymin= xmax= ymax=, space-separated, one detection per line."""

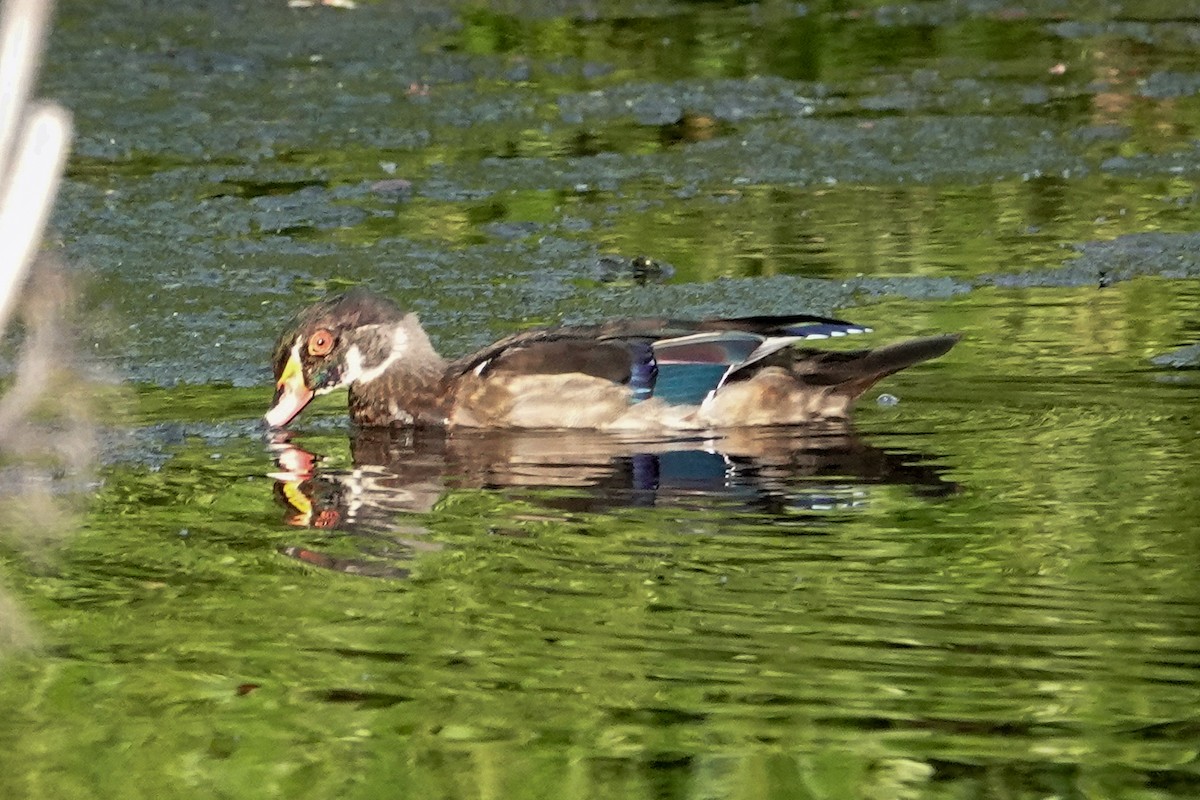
xmin=0 ymin=0 xmax=78 ymax=653
xmin=0 ymin=0 xmax=71 ymax=334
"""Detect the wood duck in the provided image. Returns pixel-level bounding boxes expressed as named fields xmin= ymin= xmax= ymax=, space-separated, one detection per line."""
xmin=266 ymin=288 xmax=959 ymax=430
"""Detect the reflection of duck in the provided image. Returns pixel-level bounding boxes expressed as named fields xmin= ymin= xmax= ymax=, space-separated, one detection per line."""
xmin=266 ymin=289 xmax=958 ymax=430
xmin=268 ymin=426 xmax=957 ymax=577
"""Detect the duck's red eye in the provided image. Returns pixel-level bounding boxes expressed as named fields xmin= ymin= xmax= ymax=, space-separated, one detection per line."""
xmin=307 ymin=329 xmax=334 ymax=357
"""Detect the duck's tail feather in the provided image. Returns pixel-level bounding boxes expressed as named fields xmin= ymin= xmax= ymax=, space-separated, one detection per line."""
xmin=791 ymin=334 xmax=962 ymax=398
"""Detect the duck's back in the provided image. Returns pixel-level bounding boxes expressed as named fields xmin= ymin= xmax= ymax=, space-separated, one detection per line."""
xmin=437 ymin=316 xmax=956 ymax=430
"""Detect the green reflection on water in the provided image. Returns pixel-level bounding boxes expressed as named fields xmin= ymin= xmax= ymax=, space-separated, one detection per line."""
xmin=165 ymin=167 xmax=1200 ymax=283
xmin=0 ymin=281 xmax=1198 ymax=798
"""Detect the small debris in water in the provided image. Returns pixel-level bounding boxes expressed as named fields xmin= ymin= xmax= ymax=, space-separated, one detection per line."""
xmin=596 ymin=254 xmax=674 ymax=285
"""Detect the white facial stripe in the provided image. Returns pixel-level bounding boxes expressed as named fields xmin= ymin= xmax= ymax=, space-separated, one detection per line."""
xmin=341 ymin=325 xmax=410 ymax=386
xmin=341 ymin=344 xmax=364 ymax=385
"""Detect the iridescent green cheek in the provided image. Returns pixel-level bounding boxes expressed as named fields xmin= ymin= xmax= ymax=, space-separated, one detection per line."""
xmin=311 ymin=364 xmax=343 ymax=393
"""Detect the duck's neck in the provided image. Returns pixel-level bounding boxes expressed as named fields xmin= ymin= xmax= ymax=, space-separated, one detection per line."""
xmin=346 ymin=315 xmax=449 ymax=426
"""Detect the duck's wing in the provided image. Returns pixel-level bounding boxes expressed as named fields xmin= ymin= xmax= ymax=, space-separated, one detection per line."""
xmin=643 ymin=314 xmax=874 ymax=405
xmin=689 ymin=314 xmax=873 ymax=340
xmin=444 ymin=315 xmax=877 ymax=406
xmin=648 ymin=331 xmax=767 ymax=405
xmin=588 ymin=313 xmax=872 ymax=341
xmin=446 ymin=326 xmax=641 ymax=384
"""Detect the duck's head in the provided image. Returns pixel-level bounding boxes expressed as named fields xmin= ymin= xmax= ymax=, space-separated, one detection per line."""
xmin=265 ymin=289 xmax=412 ymax=428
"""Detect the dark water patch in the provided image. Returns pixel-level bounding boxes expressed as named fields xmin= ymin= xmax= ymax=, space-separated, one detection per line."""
xmin=205 ymin=178 xmax=329 ymax=200
xmin=1000 ymin=231 xmax=1200 ymax=288
xmin=557 ymin=76 xmax=820 ymax=125
xmin=424 ymin=114 xmax=1090 ymax=196
xmin=1047 ymin=18 xmax=1200 ymax=49
xmin=1100 ymin=137 xmax=1200 ymax=177
xmin=851 ymin=72 xmax=1092 ymax=118
xmin=98 ymin=416 xmax=264 ymax=471
xmin=314 ymin=688 xmax=412 ymax=708
xmin=1139 ymin=70 xmax=1200 ymax=98
xmin=248 ymin=189 xmax=370 ymax=237
xmin=1151 ymin=342 xmax=1200 ymax=369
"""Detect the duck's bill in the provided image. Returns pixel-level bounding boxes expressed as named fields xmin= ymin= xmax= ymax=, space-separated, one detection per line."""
xmin=265 ymin=354 xmax=313 ymax=428
xmin=265 ymin=382 xmax=313 ymax=428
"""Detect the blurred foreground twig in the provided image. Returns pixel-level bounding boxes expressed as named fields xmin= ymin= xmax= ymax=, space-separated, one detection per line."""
xmin=0 ymin=0 xmax=79 ymax=652
xmin=0 ymin=0 xmax=70 ymax=332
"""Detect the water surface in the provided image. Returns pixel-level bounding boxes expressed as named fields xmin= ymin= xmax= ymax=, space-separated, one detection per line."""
xmin=2 ymin=0 xmax=1199 ymax=797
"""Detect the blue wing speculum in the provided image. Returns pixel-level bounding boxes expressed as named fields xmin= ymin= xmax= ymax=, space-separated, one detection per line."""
xmin=630 ymin=320 xmax=874 ymax=406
